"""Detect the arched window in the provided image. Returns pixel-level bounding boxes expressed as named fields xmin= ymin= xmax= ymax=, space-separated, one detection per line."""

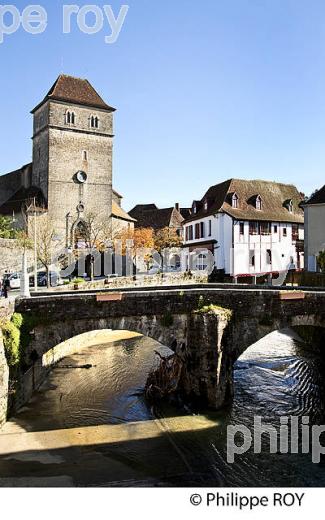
xmin=74 ymin=220 xmax=89 ymax=249
xmin=256 ymin=195 xmax=262 ymax=210
xmin=66 ymin=110 xmax=75 ymax=125
xmin=90 ymin=115 xmax=99 ymax=129
xmin=232 ymin=193 xmax=239 ymax=209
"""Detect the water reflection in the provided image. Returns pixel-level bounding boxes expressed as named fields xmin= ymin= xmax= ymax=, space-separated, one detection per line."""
xmin=5 ymin=329 xmax=325 ymax=486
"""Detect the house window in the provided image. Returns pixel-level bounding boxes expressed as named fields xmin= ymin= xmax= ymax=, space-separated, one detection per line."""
xmin=204 ymin=201 xmax=208 ymax=211
xmin=239 ymin=222 xmax=244 ymax=235
xmin=195 ymin=223 xmax=200 ymax=239
xmin=187 ymin=225 xmax=193 ymax=241
xmin=292 ymin=224 xmax=299 ymax=241
xmin=232 ymin=193 xmax=238 ymax=209
xmin=200 ymin=222 xmax=205 ymax=239
xmin=260 ymin=222 xmax=271 ymax=235
xmin=256 ymin=195 xmax=262 ymax=210
xmin=249 ymin=221 xmax=259 ymax=235
xmin=198 ymin=253 xmax=208 ymax=271
xmin=266 ymin=249 xmax=272 ymax=265
xmin=274 ymin=225 xmax=278 ymax=234
xmin=285 ymin=199 xmax=293 ymax=213
xmin=186 ymin=226 xmax=193 ymax=241
xmin=283 ymin=227 xmax=287 ymax=237
xmin=208 ymin=220 xmax=212 ymax=237
xmin=249 ymin=250 xmax=255 ymax=267
xmin=90 ymin=116 xmax=99 ymax=129
xmin=66 ymin=111 xmax=75 ymax=125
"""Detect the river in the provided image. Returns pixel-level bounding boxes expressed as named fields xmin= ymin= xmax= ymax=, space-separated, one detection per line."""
xmin=1 ymin=330 xmax=325 ymax=487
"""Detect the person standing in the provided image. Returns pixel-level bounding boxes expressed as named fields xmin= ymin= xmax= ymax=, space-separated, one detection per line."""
xmin=3 ymin=272 xmax=10 ymax=299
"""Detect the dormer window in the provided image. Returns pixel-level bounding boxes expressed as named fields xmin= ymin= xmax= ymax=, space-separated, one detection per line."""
xmin=90 ymin=116 xmax=99 ymax=129
xmin=284 ymin=199 xmax=293 ymax=213
xmin=193 ymin=205 xmax=197 ymax=214
xmin=232 ymin=193 xmax=239 ymax=209
xmin=66 ymin=110 xmax=75 ymax=125
xmin=256 ymin=195 xmax=262 ymax=211
xmin=204 ymin=200 xmax=208 ymax=211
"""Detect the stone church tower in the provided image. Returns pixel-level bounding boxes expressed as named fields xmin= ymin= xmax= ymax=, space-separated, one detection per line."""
xmin=31 ymin=74 xmax=115 ymax=247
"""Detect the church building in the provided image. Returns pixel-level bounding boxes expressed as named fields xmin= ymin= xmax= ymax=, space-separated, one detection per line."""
xmin=0 ymin=75 xmax=135 ymax=248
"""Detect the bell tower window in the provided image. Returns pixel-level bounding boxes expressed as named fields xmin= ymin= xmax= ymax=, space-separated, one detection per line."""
xmin=66 ymin=110 xmax=75 ymax=125
xmin=90 ymin=115 xmax=99 ymax=129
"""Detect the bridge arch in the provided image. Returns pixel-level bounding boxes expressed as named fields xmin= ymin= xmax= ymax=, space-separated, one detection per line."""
xmin=30 ymin=314 xmax=189 ymax=366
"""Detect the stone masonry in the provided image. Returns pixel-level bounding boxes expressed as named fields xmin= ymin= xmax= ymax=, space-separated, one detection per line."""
xmin=15 ymin=287 xmax=325 ymax=410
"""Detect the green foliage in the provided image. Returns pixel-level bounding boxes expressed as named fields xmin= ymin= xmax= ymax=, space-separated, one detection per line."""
xmin=1 ymin=312 xmax=40 ymax=368
xmin=73 ymin=277 xmax=85 ymax=284
xmin=1 ymin=320 xmax=21 ymax=366
xmin=196 ymin=304 xmax=233 ymax=321
xmin=11 ymin=313 xmax=23 ymax=329
xmin=0 ymin=216 xmax=20 ymax=239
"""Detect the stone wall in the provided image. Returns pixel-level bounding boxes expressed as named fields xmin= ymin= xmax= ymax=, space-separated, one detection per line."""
xmin=0 ymin=239 xmax=33 ymax=276
xmin=44 ymin=100 xmax=113 ymax=241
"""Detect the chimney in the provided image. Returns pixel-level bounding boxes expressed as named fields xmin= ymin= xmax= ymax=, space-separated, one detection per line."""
xmin=175 ymin=203 xmax=180 ymax=212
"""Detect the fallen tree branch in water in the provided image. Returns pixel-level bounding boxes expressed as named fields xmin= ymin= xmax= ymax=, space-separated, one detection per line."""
xmin=145 ymin=351 xmax=183 ymax=403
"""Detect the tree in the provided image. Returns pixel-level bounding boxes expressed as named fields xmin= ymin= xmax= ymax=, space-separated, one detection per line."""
xmin=115 ymin=227 xmax=154 ymax=253
xmin=0 ymin=216 xmax=19 ymax=239
xmin=115 ymin=227 xmax=155 ymax=272
xmin=153 ymin=227 xmax=183 ymax=272
xmin=28 ymin=213 xmax=60 ymax=288
xmin=153 ymin=227 xmax=182 ymax=251
xmin=318 ymin=251 xmax=325 ymax=273
xmin=74 ymin=212 xmax=112 ymax=280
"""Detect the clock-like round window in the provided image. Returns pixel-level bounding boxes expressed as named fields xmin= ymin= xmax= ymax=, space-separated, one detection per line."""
xmin=75 ymin=171 xmax=87 ymax=184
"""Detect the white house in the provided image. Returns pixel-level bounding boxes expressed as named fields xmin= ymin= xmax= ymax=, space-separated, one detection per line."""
xmin=182 ymin=179 xmax=304 ymax=281
xmin=304 ymin=185 xmax=325 ymax=272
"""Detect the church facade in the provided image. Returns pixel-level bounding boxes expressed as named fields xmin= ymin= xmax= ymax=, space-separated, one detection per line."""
xmin=0 ymin=75 xmax=134 ymax=248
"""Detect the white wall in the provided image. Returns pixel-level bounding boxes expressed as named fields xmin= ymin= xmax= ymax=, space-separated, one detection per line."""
xmin=304 ymin=204 xmax=325 ymax=272
xmin=183 ymin=215 xmax=304 ymax=277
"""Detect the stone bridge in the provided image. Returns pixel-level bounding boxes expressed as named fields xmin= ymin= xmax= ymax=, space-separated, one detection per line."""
xmin=15 ymin=285 xmax=325 ymax=410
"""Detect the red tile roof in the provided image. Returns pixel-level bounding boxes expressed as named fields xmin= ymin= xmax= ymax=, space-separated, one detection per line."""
xmin=129 ymin=205 xmax=184 ymax=229
xmin=186 ymin=179 xmax=304 ymax=224
xmin=32 ymin=75 xmax=115 ymax=113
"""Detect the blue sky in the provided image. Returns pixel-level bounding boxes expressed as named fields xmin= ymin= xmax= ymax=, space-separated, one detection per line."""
xmin=0 ymin=0 xmax=324 ymax=210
